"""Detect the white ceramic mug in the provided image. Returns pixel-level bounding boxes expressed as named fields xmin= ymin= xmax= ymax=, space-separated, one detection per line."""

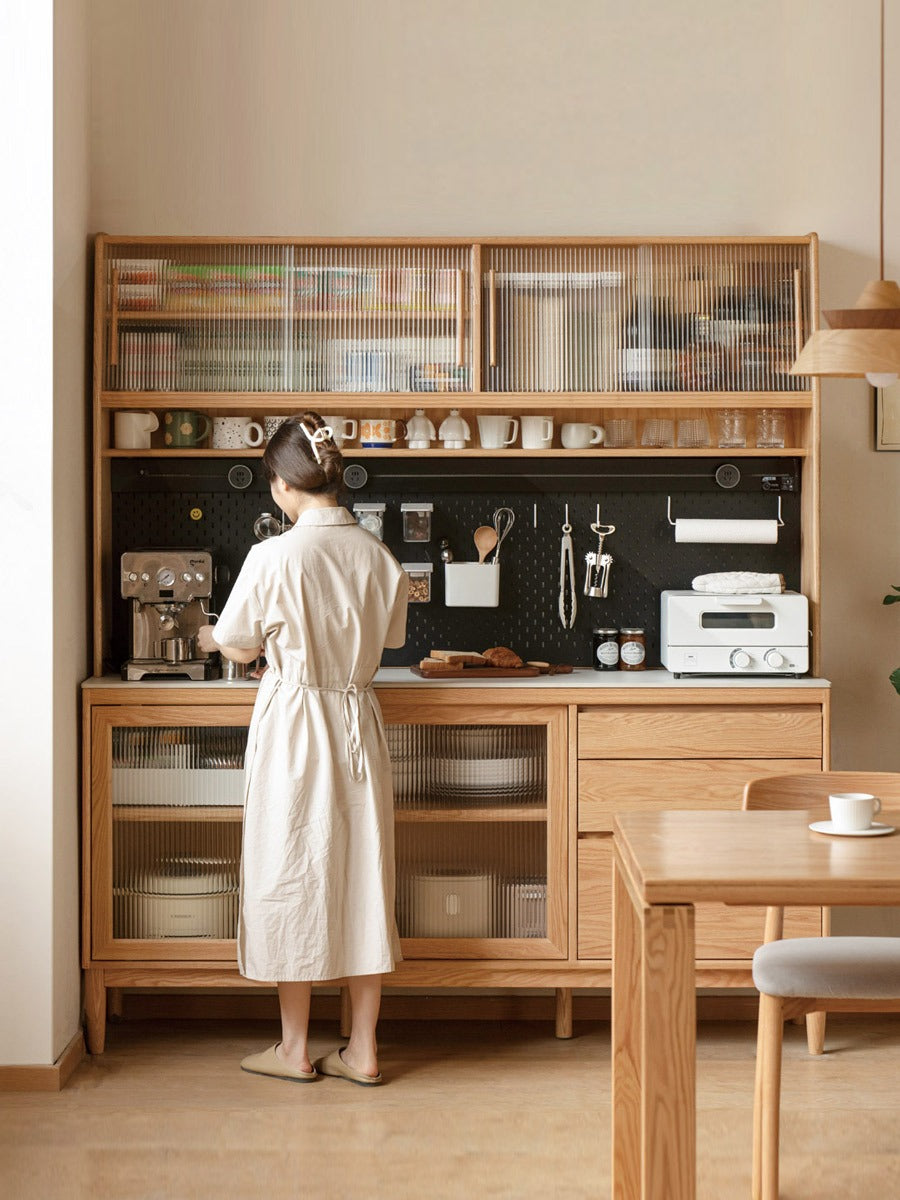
xmin=477 ymin=414 xmax=519 ymax=449
xmin=212 ymin=416 xmax=265 ymax=450
xmin=561 ymin=422 xmax=604 ymax=449
xmin=521 ymin=416 xmax=553 ymax=449
xmin=114 ymin=411 xmax=159 ymax=450
xmin=320 ymin=415 xmax=359 ymax=447
xmin=829 ymin=792 xmax=882 ymax=832
xmin=359 ymin=417 xmax=405 ymax=447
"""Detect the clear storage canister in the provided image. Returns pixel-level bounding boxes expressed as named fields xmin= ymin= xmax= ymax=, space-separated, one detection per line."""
xmin=353 ymin=502 xmax=386 ymax=540
xmin=403 ymin=562 xmax=433 ymax=603
xmin=401 ymin=502 xmax=433 ymax=543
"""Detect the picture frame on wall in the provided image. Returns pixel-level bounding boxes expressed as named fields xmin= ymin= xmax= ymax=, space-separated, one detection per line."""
xmin=875 ymin=384 xmax=900 ymax=450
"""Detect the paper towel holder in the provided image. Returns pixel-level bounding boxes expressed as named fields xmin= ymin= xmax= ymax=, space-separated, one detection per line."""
xmin=666 ymin=495 xmax=784 ymax=527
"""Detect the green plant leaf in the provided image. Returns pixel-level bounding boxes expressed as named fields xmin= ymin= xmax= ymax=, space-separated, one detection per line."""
xmin=885 ymin=595 xmax=900 ymax=605
xmin=892 ymin=668 xmax=900 ymax=696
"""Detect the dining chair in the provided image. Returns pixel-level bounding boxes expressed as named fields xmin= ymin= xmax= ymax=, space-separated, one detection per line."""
xmin=742 ymin=771 xmax=900 ymax=1200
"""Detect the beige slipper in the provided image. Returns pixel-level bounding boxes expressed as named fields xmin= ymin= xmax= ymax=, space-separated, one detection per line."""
xmin=240 ymin=1043 xmax=318 ymax=1083
xmin=315 ymin=1047 xmax=383 ymax=1087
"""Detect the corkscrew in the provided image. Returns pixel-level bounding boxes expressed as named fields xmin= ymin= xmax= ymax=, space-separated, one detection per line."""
xmin=584 ymin=510 xmax=616 ymax=599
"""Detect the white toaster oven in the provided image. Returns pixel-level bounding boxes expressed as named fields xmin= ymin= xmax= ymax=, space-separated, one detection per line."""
xmin=660 ymin=590 xmax=809 ymax=677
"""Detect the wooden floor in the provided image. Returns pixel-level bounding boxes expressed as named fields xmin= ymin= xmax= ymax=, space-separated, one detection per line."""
xmin=2 ymin=1015 xmax=900 ymax=1199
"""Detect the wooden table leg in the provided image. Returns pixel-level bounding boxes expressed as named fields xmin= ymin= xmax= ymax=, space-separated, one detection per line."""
xmin=612 ymin=856 xmax=643 ymax=1200
xmin=84 ymin=969 xmax=107 ymax=1054
xmin=641 ymin=903 xmax=696 ymax=1200
xmin=554 ymin=987 xmax=573 ymax=1038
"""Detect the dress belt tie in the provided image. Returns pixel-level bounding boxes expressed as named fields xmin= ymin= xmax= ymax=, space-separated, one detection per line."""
xmin=268 ymin=675 xmax=369 ymax=783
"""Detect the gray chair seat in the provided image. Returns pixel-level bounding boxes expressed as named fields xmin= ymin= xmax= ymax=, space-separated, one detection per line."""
xmin=753 ymin=936 xmax=900 ymax=999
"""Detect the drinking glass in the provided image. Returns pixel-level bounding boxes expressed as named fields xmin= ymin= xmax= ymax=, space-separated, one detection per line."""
xmin=676 ymin=418 xmax=710 ymax=448
xmin=605 ymin=417 xmax=636 ymax=448
xmin=641 ymin=418 xmax=674 ymax=448
xmin=717 ymin=408 xmax=747 ymax=448
xmin=756 ymin=408 xmax=786 ymax=448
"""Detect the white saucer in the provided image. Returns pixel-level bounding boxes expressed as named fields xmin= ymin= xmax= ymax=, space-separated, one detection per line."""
xmin=808 ymin=820 xmax=896 ymax=837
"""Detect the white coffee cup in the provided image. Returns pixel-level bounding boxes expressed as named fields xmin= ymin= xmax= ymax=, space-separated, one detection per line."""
xmin=828 ymin=792 xmax=882 ymax=832
xmin=114 ymin=411 xmax=159 ymax=450
xmin=320 ymin=415 xmax=359 ymax=447
xmin=212 ymin=416 xmax=265 ymax=450
xmin=561 ymin=422 xmax=604 ymax=449
xmin=521 ymin=415 xmax=553 ymax=449
xmin=477 ymin=414 xmax=519 ymax=449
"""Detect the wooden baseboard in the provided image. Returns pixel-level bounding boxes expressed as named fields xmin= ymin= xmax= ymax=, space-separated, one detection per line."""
xmin=115 ymin=990 xmax=762 ymax=1024
xmin=0 ymin=1030 xmax=85 ymax=1092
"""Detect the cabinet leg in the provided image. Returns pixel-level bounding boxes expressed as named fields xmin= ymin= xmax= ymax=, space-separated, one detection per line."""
xmin=339 ymin=986 xmax=352 ymax=1039
xmin=554 ymin=987 xmax=573 ymax=1038
xmin=108 ymin=988 xmax=124 ymax=1020
xmin=84 ymin=969 xmax=107 ymax=1054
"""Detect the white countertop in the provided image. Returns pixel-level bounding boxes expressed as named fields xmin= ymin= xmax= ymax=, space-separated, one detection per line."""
xmin=83 ymin=669 xmax=830 ymax=690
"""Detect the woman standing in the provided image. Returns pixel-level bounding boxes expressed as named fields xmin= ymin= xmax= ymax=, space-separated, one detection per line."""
xmin=198 ymin=413 xmax=408 ymax=1086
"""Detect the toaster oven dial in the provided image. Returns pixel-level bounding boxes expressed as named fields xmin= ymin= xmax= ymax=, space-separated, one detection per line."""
xmin=764 ymin=649 xmax=786 ymax=669
xmin=730 ymin=649 xmax=752 ymax=670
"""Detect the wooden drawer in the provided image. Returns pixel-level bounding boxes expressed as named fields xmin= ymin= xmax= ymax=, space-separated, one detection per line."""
xmin=578 ymin=758 xmax=821 ymax=831
xmin=577 ymin=837 xmax=821 ymax=960
xmin=578 ymin=705 xmax=823 ymax=760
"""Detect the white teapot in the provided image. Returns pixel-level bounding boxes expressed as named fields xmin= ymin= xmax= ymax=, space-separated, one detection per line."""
xmin=406 ymin=408 xmax=437 ymax=450
xmin=438 ymin=408 xmax=471 ymax=450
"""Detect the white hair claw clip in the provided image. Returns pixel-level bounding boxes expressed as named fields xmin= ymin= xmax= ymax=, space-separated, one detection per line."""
xmin=300 ymin=422 xmax=335 ymax=464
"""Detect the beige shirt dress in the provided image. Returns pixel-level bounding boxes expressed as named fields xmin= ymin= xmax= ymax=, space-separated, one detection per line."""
xmin=212 ymin=506 xmax=409 ymax=982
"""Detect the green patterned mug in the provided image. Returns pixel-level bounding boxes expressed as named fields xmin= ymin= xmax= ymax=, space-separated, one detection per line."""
xmin=163 ymin=410 xmax=211 ymax=447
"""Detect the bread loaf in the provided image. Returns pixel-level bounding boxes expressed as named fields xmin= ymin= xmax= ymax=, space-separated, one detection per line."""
xmin=482 ymin=646 xmax=524 ymax=669
xmin=430 ymin=650 xmax=486 ymax=665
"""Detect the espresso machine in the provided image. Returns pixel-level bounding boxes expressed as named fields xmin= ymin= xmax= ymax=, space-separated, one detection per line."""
xmin=120 ymin=549 xmax=218 ymax=680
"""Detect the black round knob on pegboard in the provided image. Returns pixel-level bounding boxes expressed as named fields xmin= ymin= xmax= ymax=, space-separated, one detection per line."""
xmin=715 ymin=463 xmax=741 ymax=489
xmin=344 ymin=464 xmax=369 ymax=490
xmin=227 ymin=464 xmax=254 ymax=490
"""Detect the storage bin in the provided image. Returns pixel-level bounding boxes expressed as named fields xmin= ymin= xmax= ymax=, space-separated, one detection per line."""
xmin=444 ymin=562 xmax=500 ymax=607
xmin=409 ymin=873 xmax=493 ymax=937
xmin=402 ymin=562 xmax=433 ymax=603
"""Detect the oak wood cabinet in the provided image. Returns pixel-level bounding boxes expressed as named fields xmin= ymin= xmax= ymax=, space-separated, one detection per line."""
xmin=81 ymin=680 xmax=830 ymax=1053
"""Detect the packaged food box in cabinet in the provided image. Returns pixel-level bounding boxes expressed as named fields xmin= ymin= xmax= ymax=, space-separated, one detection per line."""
xmin=294 ymin=267 xmax=323 ymax=309
xmin=323 ymin=266 xmax=358 ymax=309
xmin=114 ymin=258 xmax=164 ymax=285
xmin=409 ymin=873 xmax=493 ymax=938
xmin=432 ymin=268 xmax=458 ymax=310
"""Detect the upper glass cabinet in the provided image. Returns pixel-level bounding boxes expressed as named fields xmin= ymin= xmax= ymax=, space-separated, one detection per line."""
xmin=480 ymin=241 xmax=812 ymax=393
xmin=100 ymin=240 xmax=474 ymax=395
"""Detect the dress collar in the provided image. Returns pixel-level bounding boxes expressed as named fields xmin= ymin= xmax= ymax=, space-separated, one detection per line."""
xmin=292 ymin=505 xmax=357 ymax=528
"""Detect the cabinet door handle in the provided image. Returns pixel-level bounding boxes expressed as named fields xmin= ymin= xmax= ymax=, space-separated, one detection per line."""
xmin=793 ymin=267 xmax=803 ymax=359
xmin=456 ymin=268 xmax=465 ymax=368
xmin=489 ymin=267 xmax=497 ymax=367
xmin=109 ymin=266 xmax=120 ymax=368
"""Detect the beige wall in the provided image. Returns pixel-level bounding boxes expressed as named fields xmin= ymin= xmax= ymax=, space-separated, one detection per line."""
xmin=90 ymin=0 xmax=900 ymax=769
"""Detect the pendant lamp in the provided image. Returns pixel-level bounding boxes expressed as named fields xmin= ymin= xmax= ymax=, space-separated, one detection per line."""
xmin=790 ymin=0 xmax=900 ymax=386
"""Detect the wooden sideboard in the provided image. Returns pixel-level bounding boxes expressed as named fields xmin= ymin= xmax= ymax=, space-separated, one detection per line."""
xmin=81 ymin=676 xmax=829 ymax=1052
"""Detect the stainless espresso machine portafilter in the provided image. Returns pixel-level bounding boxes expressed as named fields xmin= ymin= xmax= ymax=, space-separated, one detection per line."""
xmin=120 ymin=549 xmax=218 ymax=680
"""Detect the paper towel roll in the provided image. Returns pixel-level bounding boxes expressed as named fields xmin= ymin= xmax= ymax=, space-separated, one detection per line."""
xmin=674 ymin=519 xmax=779 ymax=544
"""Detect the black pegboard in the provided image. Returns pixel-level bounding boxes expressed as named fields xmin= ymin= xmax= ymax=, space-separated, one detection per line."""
xmin=110 ymin=458 xmax=802 ymax=671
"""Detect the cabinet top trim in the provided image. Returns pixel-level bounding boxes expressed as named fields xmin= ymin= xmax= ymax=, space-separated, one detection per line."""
xmin=96 ymin=233 xmax=819 ymax=249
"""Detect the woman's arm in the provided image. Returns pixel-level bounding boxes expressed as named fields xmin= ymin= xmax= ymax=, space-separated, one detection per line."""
xmin=197 ymin=623 xmax=262 ymax=663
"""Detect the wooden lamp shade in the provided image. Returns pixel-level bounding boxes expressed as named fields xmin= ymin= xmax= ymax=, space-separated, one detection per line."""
xmin=791 ymin=279 xmax=900 ymax=377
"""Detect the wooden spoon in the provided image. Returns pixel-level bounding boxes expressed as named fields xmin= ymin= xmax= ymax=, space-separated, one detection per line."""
xmin=474 ymin=525 xmax=499 ymax=563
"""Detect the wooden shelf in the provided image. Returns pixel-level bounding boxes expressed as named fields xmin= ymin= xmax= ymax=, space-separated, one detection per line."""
xmin=394 ymin=806 xmax=548 ymax=822
xmin=99 ymin=390 xmax=814 ymax=411
xmin=109 ymin=309 xmax=459 ymax=323
xmin=112 ymin=806 xmax=244 ymax=823
xmin=102 ymin=446 xmax=807 ymax=459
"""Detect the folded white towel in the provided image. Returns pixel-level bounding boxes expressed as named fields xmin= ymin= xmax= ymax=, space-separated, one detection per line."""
xmin=691 ymin=572 xmax=785 ymax=594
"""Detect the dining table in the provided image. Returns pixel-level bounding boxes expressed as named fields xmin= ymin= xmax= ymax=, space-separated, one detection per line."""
xmin=611 ymin=805 xmax=900 ymax=1200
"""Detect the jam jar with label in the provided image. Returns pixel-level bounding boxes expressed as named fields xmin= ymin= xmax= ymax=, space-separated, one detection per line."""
xmin=592 ymin=627 xmax=619 ymax=671
xmin=619 ymin=628 xmax=646 ymax=671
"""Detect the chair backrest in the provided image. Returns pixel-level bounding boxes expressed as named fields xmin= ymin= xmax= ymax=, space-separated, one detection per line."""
xmin=742 ymin=771 xmax=900 ymax=816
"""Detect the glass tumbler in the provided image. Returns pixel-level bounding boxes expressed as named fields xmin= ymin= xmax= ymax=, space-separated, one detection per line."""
xmin=605 ymin=417 xmax=636 ymax=448
xmin=676 ymin=418 xmax=710 ymax=448
xmin=756 ymin=408 xmax=786 ymax=449
xmin=641 ymin=417 xmax=674 ymax=448
xmin=717 ymin=408 xmax=747 ymax=448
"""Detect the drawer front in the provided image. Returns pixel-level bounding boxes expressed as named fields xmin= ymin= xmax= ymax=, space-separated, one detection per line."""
xmin=578 ymin=705 xmax=823 ymax=760
xmin=576 ymin=837 xmax=821 ymax=960
xmin=578 ymin=758 xmax=821 ymax=831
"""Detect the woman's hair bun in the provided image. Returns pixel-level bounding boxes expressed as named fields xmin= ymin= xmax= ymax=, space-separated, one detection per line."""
xmin=262 ymin=410 xmax=344 ymax=496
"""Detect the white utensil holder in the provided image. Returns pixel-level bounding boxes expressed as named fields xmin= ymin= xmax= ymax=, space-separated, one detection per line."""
xmin=444 ymin=562 xmax=500 ymax=607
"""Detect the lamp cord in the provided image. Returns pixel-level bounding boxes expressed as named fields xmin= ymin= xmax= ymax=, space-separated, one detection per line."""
xmin=880 ymin=0 xmax=885 ymax=279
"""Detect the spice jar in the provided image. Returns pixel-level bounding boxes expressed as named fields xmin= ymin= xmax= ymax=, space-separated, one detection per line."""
xmin=401 ymin=502 xmax=433 ymax=543
xmin=592 ymin=627 xmax=619 ymax=671
xmin=353 ymin=502 xmax=386 ymax=540
xmin=403 ymin=562 xmax=433 ymax=603
xmin=618 ymin=628 xmax=646 ymax=671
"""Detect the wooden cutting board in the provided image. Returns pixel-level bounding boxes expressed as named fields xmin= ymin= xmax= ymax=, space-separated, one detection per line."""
xmin=409 ymin=665 xmax=543 ymax=679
